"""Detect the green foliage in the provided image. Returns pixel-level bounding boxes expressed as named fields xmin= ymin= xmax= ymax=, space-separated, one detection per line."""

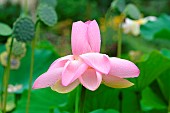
xmin=123 ymin=35 xmax=154 ymax=53
xmin=13 ymin=88 xmax=68 ymax=113
xmin=56 ymin=0 xmax=102 ymax=21
xmin=124 ymin=4 xmax=141 ymax=20
xmin=158 ymin=49 xmax=170 ymax=102
xmin=141 ymin=87 xmax=167 ymax=111
xmin=154 ymin=29 xmax=170 ymax=40
xmin=90 ymin=109 xmax=119 ymax=113
xmin=84 ymin=85 xmax=120 ymax=112
xmin=122 ymin=90 xmax=139 ymax=113
xmin=0 ymin=22 xmax=12 ymax=36
xmin=111 ymin=0 xmax=125 ymax=12
xmin=141 ymin=14 xmax=170 ymax=40
xmin=13 ymin=17 xmax=35 ymax=42
xmin=1 ymin=1 xmax=170 ymax=113
xmin=130 ymin=51 xmax=170 ymax=91
xmin=0 ymin=3 xmax=21 ymax=26
xmin=0 ymin=93 xmax=15 ymax=112
xmin=0 ymin=45 xmax=59 ymax=93
xmin=132 ymin=0 xmax=170 ymax=16
xmin=157 ymin=69 xmax=170 ymax=102
xmin=39 ymin=0 xmax=57 ymax=8
xmin=38 ymin=4 xmax=57 ymax=26
xmin=161 ymin=49 xmax=170 ymax=59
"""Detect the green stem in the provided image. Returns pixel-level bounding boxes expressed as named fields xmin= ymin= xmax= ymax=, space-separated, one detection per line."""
xmin=79 ymin=86 xmax=86 ymax=113
xmin=118 ymin=91 xmax=123 ymax=113
xmin=75 ymin=85 xmax=81 ymax=113
xmin=168 ymin=100 xmax=170 ymax=112
xmin=3 ymin=37 xmax=14 ymax=113
xmin=136 ymin=91 xmax=142 ymax=113
xmin=75 ymin=85 xmax=86 ymax=113
xmin=0 ymin=67 xmax=5 ymax=108
xmin=116 ymin=16 xmax=124 ymax=113
xmin=117 ymin=23 xmax=122 ymax=58
xmin=24 ymin=0 xmax=28 ymax=15
xmin=26 ymin=22 xmax=40 ymax=113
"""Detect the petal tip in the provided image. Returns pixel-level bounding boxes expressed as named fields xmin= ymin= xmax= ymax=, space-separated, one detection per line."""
xmin=132 ymin=65 xmax=140 ymax=78
xmin=121 ymin=81 xmax=134 ymax=88
xmin=128 ymin=82 xmax=134 ymax=87
xmin=32 ymin=82 xmax=41 ymax=89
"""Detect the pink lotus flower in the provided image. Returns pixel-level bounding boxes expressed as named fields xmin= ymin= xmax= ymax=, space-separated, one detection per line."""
xmin=32 ymin=20 xmax=140 ymax=93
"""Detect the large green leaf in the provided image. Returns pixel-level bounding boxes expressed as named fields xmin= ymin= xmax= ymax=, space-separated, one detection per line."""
xmin=141 ymin=14 xmax=170 ymax=40
xmin=154 ymin=29 xmax=170 ymax=40
xmin=157 ymin=65 xmax=170 ymax=102
xmin=0 ymin=22 xmax=12 ymax=36
xmin=0 ymin=44 xmax=59 ymax=93
xmin=130 ymin=51 xmax=170 ymax=91
xmin=84 ymin=85 xmax=120 ymax=112
xmin=90 ymin=109 xmax=119 ymax=113
xmin=66 ymin=85 xmax=120 ymax=113
xmin=13 ymin=88 xmax=68 ymax=113
xmin=54 ymin=108 xmax=69 ymax=113
xmin=161 ymin=48 xmax=170 ymax=59
xmin=141 ymin=87 xmax=167 ymax=111
xmin=122 ymin=90 xmax=139 ymax=113
xmin=158 ymin=53 xmax=170 ymax=109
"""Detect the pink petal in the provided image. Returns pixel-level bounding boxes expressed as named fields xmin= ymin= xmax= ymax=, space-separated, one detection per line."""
xmin=87 ymin=20 xmax=101 ymax=52
xmin=109 ymin=57 xmax=140 ymax=78
xmin=62 ymin=60 xmax=88 ymax=86
xmin=71 ymin=21 xmax=91 ymax=55
xmin=32 ymin=68 xmax=63 ymax=89
xmin=48 ymin=55 xmax=73 ymax=70
xmin=51 ymin=79 xmax=80 ymax=93
xmin=80 ymin=53 xmax=110 ymax=74
xmin=102 ymin=75 xmax=134 ymax=88
xmin=79 ymin=69 xmax=102 ymax=91
xmin=85 ymin=20 xmax=91 ymax=25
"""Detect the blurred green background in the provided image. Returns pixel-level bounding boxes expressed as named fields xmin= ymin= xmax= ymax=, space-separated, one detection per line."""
xmin=0 ymin=0 xmax=170 ymax=113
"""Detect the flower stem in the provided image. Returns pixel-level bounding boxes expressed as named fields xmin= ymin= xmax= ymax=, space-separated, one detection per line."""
xmin=24 ymin=0 xmax=28 ymax=15
xmin=116 ymin=16 xmax=124 ymax=113
xmin=79 ymin=86 xmax=86 ymax=113
xmin=2 ymin=37 xmax=14 ymax=113
xmin=75 ymin=85 xmax=86 ymax=113
xmin=136 ymin=91 xmax=142 ymax=113
xmin=118 ymin=91 xmax=123 ymax=113
xmin=0 ymin=67 xmax=5 ymax=108
xmin=168 ymin=100 xmax=170 ymax=112
xmin=26 ymin=21 xmax=40 ymax=113
xmin=117 ymin=23 xmax=122 ymax=58
xmin=75 ymin=85 xmax=81 ymax=113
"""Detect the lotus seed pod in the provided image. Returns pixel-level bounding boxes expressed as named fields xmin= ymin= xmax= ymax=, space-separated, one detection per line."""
xmin=38 ymin=4 xmax=57 ymax=26
xmin=13 ymin=17 xmax=35 ymax=42
xmin=0 ymin=51 xmax=20 ymax=70
xmin=5 ymin=38 xmax=26 ymax=59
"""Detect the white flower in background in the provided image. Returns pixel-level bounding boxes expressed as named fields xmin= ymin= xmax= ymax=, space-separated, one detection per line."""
xmin=122 ymin=16 xmax=157 ymax=36
xmin=122 ymin=18 xmax=140 ymax=36
xmin=7 ymin=84 xmax=23 ymax=93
